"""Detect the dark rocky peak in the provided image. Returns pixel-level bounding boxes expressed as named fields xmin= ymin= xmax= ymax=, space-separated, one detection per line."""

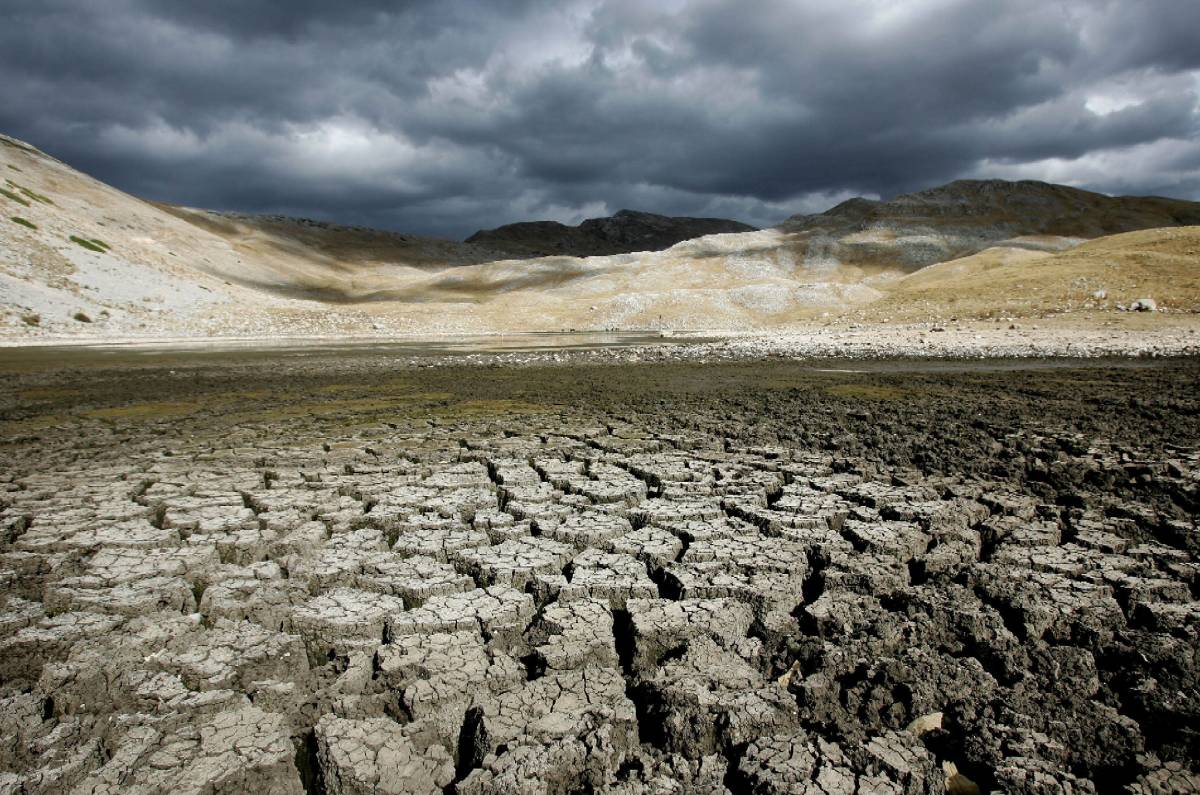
xmin=466 ymin=209 xmax=756 ymax=258
xmin=779 ymin=178 xmax=1200 ymax=237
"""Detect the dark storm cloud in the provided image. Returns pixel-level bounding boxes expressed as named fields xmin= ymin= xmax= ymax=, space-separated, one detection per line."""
xmin=1 ymin=0 xmax=1197 ymax=238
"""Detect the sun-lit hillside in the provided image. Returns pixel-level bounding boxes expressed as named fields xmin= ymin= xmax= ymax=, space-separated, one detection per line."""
xmin=853 ymin=226 xmax=1200 ymax=321
xmin=0 ymin=134 xmax=892 ymax=337
xmin=0 ymin=133 xmax=508 ymax=328
xmin=3 ymin=132 xmax=1198 ymax=340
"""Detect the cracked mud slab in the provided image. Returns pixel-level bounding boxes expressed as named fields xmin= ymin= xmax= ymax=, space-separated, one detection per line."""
xmin=0 ymin=353 xmax=1198 ymax=793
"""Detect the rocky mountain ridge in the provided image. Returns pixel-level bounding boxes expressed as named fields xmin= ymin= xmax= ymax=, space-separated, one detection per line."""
xmin=465 ymin=209 xmax=756 ymax=258
xmin=778 ymin=179 xmax=1200 ymax=271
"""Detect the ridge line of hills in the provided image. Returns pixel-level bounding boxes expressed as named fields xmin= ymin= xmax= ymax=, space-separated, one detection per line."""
xmin=465 ymin=209 xmax=756 ymax=258
xmin=1 ymin=132 xmax=1198 ymax=339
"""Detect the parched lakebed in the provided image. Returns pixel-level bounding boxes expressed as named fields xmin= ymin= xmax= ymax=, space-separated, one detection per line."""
xmin=0 ymin=350 xmax=1197 ymax=794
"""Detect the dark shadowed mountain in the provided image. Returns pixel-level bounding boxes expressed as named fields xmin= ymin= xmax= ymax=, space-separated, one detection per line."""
xmin=465 ymin=209 xmax=756 ymax=258
xmin=777 ymin=179 xmax=1200 ymax=271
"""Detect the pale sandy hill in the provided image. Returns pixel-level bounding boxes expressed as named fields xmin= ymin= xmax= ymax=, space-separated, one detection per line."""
xmin=365 ymin=229 xmax=888 ymax=330
xmin=0 ymin=134 xmax=509 ymax=336
xmin=2 ymin=132 xmax=1197 ymax=341
xmin=1 ymin=135 xmax=262 ymax=334
xmin=158 ymin=205 xmax=501 ymax=293
xmin=856 ymin=226 xmax=1200 ymax=321
xmin=0 ymin=134 xmax=888 ymax=337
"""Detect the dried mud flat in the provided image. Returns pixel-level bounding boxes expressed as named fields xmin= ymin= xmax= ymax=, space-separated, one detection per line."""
xmin=1 ymin=351 xmax=1198 ymax=794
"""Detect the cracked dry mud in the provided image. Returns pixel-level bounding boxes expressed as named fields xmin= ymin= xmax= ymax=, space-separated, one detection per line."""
xmin=0 ymin=354 xmax=1198 ymax=794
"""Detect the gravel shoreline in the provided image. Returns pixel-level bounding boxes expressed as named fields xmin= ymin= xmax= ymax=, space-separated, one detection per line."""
xmin=2 ymin=324 xmax=1197 ymax=371
xmin=409 ymin=326 xmax=1200 ymax=368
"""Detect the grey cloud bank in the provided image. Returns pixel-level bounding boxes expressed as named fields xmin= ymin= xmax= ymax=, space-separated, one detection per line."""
xmin=1 ymin=0 xmax=1198 ymax=238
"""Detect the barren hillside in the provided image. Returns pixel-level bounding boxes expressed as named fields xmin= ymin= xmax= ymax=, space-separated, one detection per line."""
xmin=780 ymin=179 xmax=1200 ymax=272
xmin=856 ymin=225 xmax=1200 ymax=321
xmin=2 ymin=132 xmax=1198 ymax=341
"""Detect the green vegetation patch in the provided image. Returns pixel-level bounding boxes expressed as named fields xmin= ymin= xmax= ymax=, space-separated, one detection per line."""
xmin=437 ymin=398 xmax=550 ymax=418
xmin=69 ymin=235 xmax=110 ymax=253
xmin=240 ymin=392 xmax=453 ymax=423
xmin=10 ymin=216 xmax=37 ymax=229
xmin=0 ymin=187 xmax=30 ymax=206
xmin=4 ymin=179 xmax=52 ymax=205
xmin=0 ymin=414 xmax=71 ymax=435
xmin=18 ymin=386 xmax=78 ymax=401
xmin=81 ymin=401 xmax=201 ymax=421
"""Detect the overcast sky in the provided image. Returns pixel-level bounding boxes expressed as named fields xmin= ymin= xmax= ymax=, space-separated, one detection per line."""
xmin=2 ymin=0 xmax=1198 ymax=238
